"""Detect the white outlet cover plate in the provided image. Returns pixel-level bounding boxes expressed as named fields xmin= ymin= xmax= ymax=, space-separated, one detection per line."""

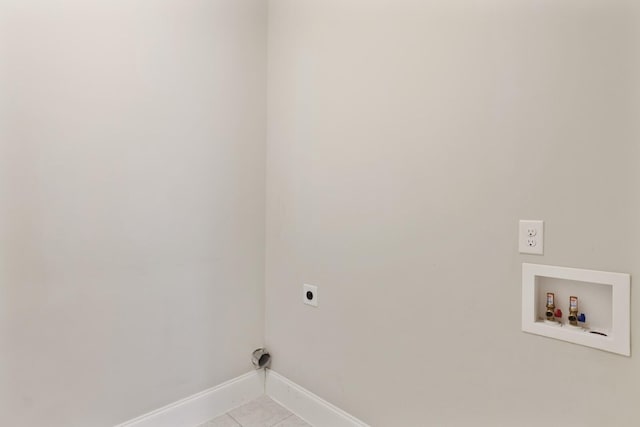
xmin=303 ymin=284 xmax=318 ymax=307
xmin=519 ymin=220 xmax=544 ymax=255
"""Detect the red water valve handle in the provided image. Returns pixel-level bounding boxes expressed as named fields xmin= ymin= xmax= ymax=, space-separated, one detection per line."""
xmin=554 ymin=309 xmax=562 ymax=318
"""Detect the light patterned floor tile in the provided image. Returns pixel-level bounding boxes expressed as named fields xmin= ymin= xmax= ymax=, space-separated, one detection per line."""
xmin=273 ymin=414 xmax=312 ymax=427
xmin=198 ymin=413 xmax=241 ymax=427
xmin=228 ymin=396 xmax=293 ymax=427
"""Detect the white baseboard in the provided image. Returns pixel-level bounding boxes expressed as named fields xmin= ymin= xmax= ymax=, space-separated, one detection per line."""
xmin=265 ymin=370 xmax=369 ymax=427
xmin=113 ymin=369 xmax=367 ymax=427
xmin=114 ymin=371 xmax=264 ymax=427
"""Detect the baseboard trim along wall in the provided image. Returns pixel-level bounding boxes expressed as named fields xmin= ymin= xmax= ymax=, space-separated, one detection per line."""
xmin=266 ymin=370 xmax=370 ymax=427
xmin=113 ymin=371 xmax=264 ymax=427
xmin=113 ymin=369 xmax=368 ymax=427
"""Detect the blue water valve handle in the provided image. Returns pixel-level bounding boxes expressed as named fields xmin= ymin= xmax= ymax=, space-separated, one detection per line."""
xmin=578 ymin=313 xmax=586 ymax=323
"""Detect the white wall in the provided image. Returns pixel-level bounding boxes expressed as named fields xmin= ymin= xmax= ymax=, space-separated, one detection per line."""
xmin=1 ymin=1 xmax=638 ymax=426
xmin=266 ymin=1 xmax=640 ymax=426
xmin=0 ymin=1 xmax=267 ymax=426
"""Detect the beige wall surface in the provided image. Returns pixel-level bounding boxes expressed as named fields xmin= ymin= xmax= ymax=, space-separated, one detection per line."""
xmin=266 ymin=1 xmax=639 ymax=426
xmin=0 ymin=1 xmax=267 ymax=426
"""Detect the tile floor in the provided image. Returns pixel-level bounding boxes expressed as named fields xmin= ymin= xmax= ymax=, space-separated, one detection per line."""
xmin=198 ymin=396 xmax=312 ymax=427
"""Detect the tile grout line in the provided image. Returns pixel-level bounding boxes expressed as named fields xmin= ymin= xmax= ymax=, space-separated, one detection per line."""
xmin=226 ymin=412 xmax=242 ymax=427
xmin=272 ymin=413 xmax=295 ymax=427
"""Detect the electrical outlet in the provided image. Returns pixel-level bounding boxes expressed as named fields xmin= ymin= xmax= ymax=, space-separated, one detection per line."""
xmin=303 ymin=284 xmax=318 ymax=307
xmin=519 ymin=220 xmax=544 ymax=255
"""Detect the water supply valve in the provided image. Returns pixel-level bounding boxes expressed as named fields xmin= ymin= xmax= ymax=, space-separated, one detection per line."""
xmin=545 ymin=292 xmax=557 ymax=322
xmin=568 ymin=296 xmax=579 ymax=326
